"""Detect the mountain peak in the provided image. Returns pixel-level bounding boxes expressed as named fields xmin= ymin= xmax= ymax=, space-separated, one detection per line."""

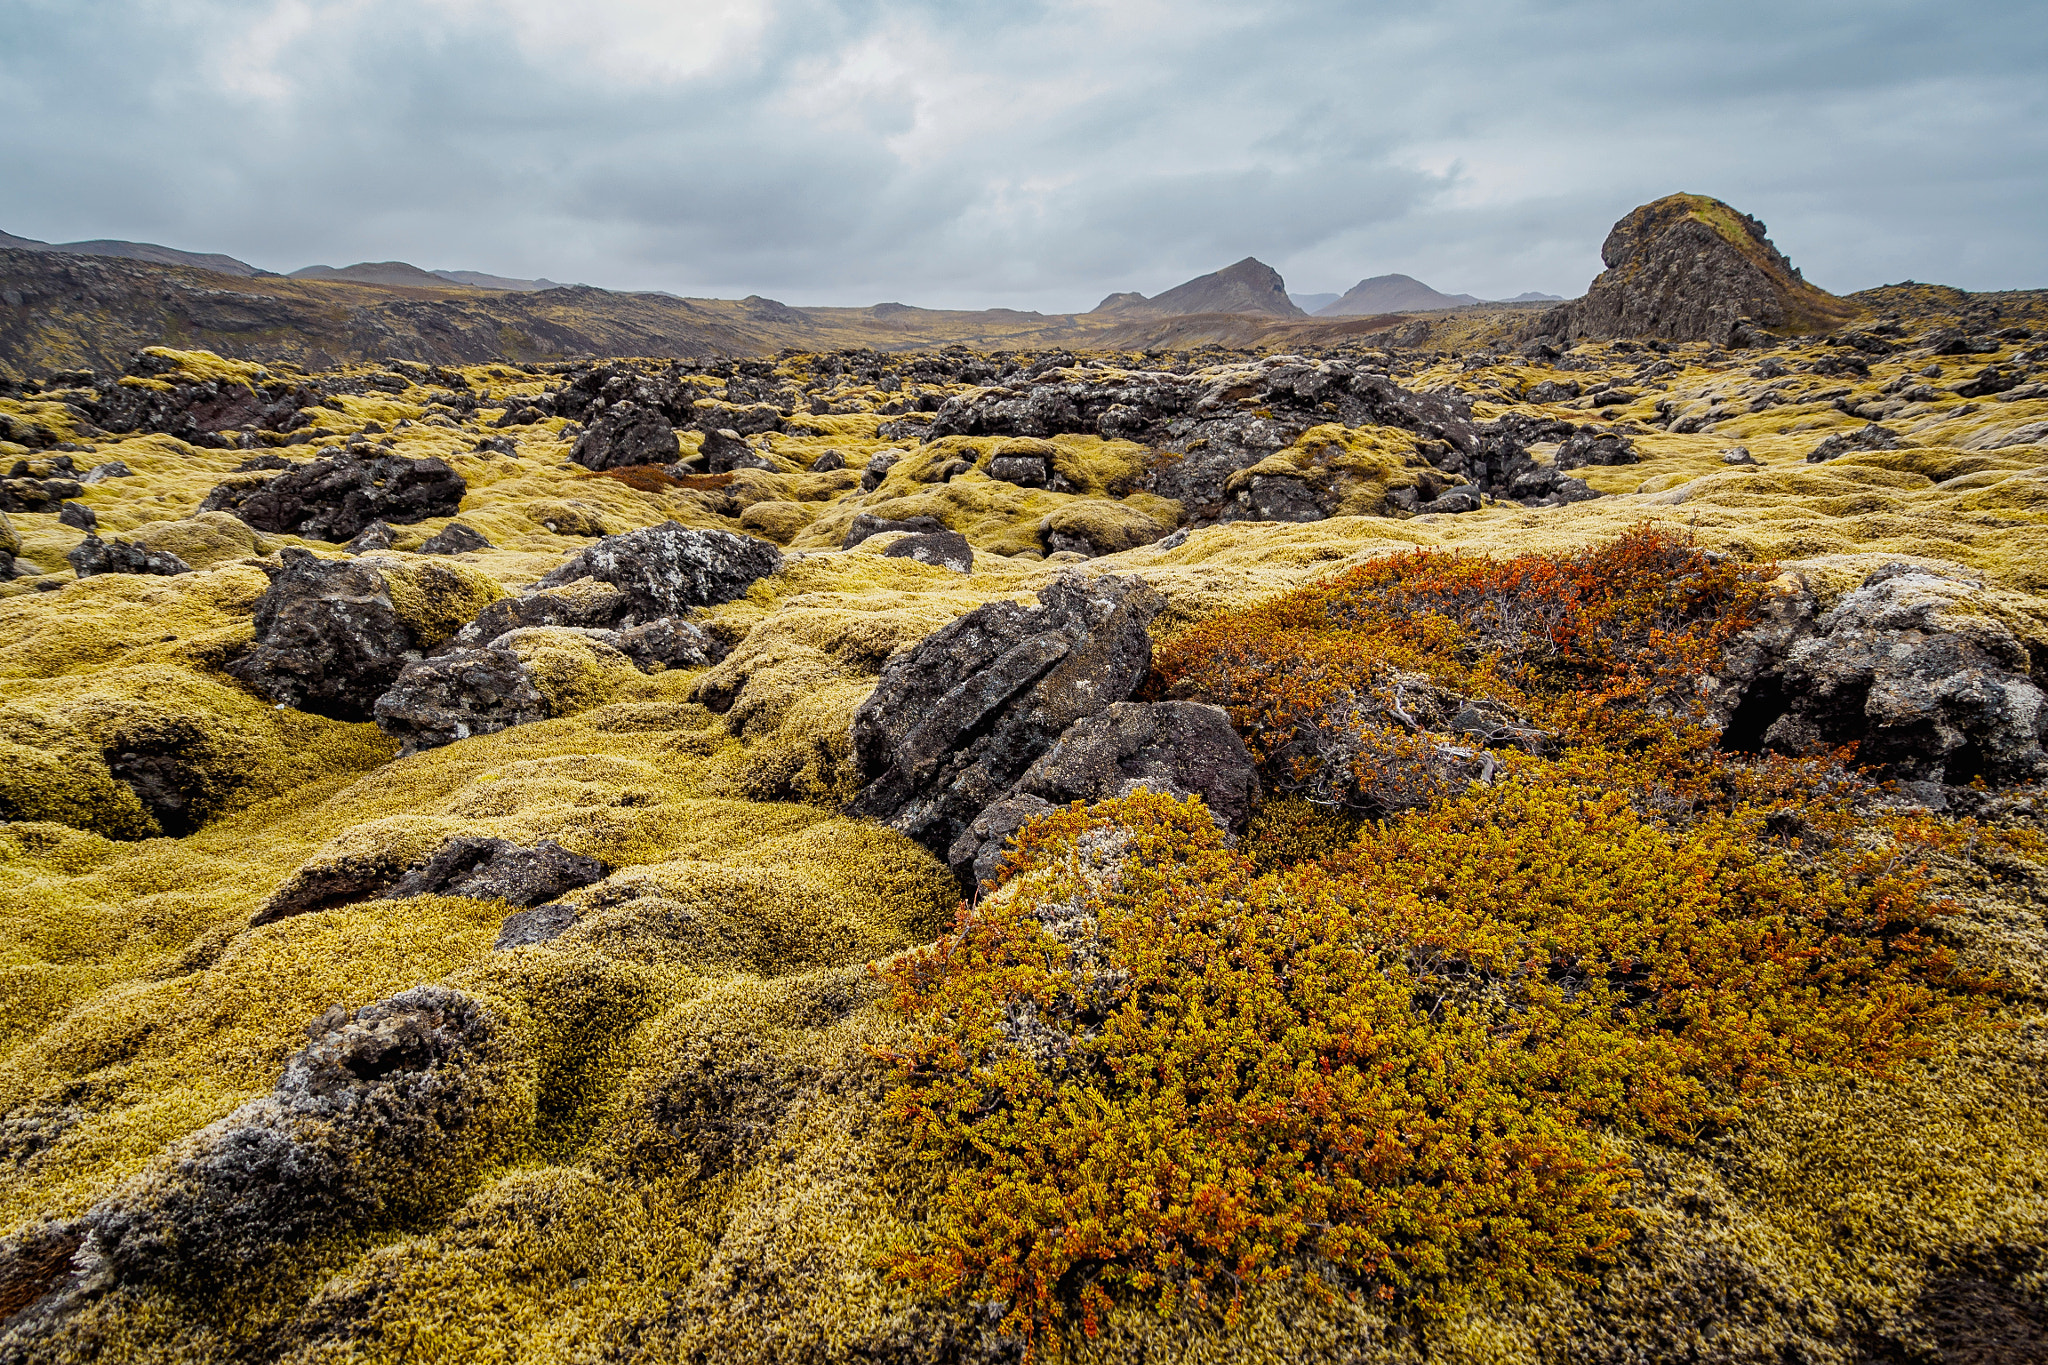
xmin=1093 ymin=257 xmax=1304 ymax=319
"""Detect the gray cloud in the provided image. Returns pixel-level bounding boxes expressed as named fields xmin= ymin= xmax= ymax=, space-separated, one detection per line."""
xmin=2 ymin=0 xmax=2042 ymax=310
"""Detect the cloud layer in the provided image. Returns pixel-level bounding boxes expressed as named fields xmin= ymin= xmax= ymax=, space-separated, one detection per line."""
xmin=3 ymin=0 xmax=2043 ymax=310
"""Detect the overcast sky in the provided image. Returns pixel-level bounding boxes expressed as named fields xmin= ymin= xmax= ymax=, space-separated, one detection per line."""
xmin=3 ymin=1 xmax=2043 ymax=311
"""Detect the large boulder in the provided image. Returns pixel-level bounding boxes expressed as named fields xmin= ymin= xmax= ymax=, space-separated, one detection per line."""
xmin=1714 ymin=563 xmax=2048 ymax=791
xmin=202 ymin=451 xmax=466 ymax=542
xmin=254 ymin=835 xmax=609 ymax=926
xmin=65 ymin=535 xmax=192 ymax=579
xmin=47 ymin=988 xmax=520 ymax=1303
xmin=371 ymin=646 xmax=549 ymax=755
xmin=1525 ymin=194 xmax=1861 ymax=346
xmin=570 ymin=401 xmax=678 ymax=471
xmin=846 ymin=572 xmax=1163 ymax=864
xmin=226 ymin=551 xmax=502 ymax=721
xmin=534 ymin=521 xmax=782 ymax=623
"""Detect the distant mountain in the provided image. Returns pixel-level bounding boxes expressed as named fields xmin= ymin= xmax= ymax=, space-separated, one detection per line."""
xmin=288 ymin=261 xmax=450 ymax=287
xmin=1092 ymin=258 xmax=1305 ymax=319
xmin=0 ymin=228 xmax=271 ymax=278
xmin=1493 ymin=291 xmax=1564 ymax=303
xmin=431 ymin=269 xmax=568 ymax=291
xmin=1288 ymin=292 xmax=1340 ymax=313
xmin=1316 ymin=274 xmax=1479 ymax=315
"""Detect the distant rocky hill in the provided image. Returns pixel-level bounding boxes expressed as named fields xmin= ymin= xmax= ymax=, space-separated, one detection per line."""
xmin=1527 ymin=193 xmax=1862 ymax=344
xmin=287 ymin=262 xmax=456 ymax=287
xmin=0 ymin=227 xmax=271 ymax=278
xmin=1288 ymin=291 xmax=1340 ymax=313
xmin=1092 ymin=257 xmax=1305 ymax=319
xmin=1317 ymin=274 xmax=1480 ymax=315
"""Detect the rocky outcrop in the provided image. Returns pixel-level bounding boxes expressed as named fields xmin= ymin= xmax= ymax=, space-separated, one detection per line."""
xmin=371 ymin=646 xmax=549 ymax=754
xmin=924 ymin=355 xmax=1537 ymax=516
xmin=202 ymin=450 xmax=466 ymax=542
xmin=571 ymin=400 xmax=678 ymax=471
xmin=881 ymin=530 xmax=973 ymax=573
xmin=227 ymin=553 xmax=424 ymax=719
xmin=254 ymin=836 xmax=608 ymax=925
xmin=65 ymin=535 xmax=192 ymax=578
xmin=418 ymin=522 xmax=490 ymax=554
xmin=39 ymin=988 xmax=518 ymax=1308
xmin=534 ymin=522 xmax=782 ymax=622
xmin=843 ymin=512 xmax=946 ymax=549
xmin=1009 ymin=701 xmax=1260 ymax=831
xmin=846 ymin=572 xmax=1163 ymax=875
xmin=1526 ymin=194 xmax=1862 ymax=346
xmin=1714 ymin=563 xmax=2048 ymax=793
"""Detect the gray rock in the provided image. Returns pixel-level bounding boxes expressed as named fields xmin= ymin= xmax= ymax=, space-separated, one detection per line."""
xmin=372 ymin=646 xmax=548 ymax=754
xmin=946 ymin=794 xmax=1057 ymax=891
xmin=858 ymin=449 xmax=904 ymax=492
xmin=493 ymin=901 xmax=579 ymax=949
xmin=844 ymin=512 xmax=947 ymax=549
xmin=56 ymin=500 xmax=95 ymax=531
xmin=570 ymin=400 xmax=678 ymax=471
xmin=64 ymin=987 xmax=516 ymax=1298
xmin=1011 ymin=701 xmax=1261 ymax=833
xmin=387 ymin=837 xmax=609 ymax=906
xmin=227 ymin=551 xmax=419 ymax=720
xmin=987 ymin=452 xmax=1052 ymax=488
xmin=1715 ymin=563 xmax=2047 ymax=786
xmin=66 ymin=535 xmax=192 ymax=579
xmin=201 ymin=451 xmax=465 ymax=542
xmin=1227 ymin=473 xmax=1323 ymax=523
xmin=1418 ymin=487 xmax=1484 ymax=514
xmin=255 ymin=835 xmax=607 ymax=926
xmin=1553 ymin=430 xmax=1640 ymax=469
xmin=535 ymin=521 xmax=781 ymax=623
xmin=611 ymin=616 xmax=720 ymax=672
xmin=846 ymin=571 xmax=1163 ymax=868
xmin=1807 ymin=423 xmax=1903 ymax=463
xmin=880 ymin=530 xmax=973 ymax=573
xmin=78 ymin=460 xmax=132 ymax=484
xmin=1721 ymin=446 xmax=1759 ymax=465
xmin=343 ymin=521 xmax=396 ymax=553
xmin=807 ymin=450 xmax=846 ymax=472
xmin=699 ymin=428 xmax=772 ymax=474
xmin=418 ymin=522 xmax=491 ymax=555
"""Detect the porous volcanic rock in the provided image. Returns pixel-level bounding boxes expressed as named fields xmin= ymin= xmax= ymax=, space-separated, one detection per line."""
xmin=254 ymin=836 xmax=608 ymax=926
xmin=1807 ymin=423 xmax=1904 ymax=463
xmin=846 ymin=571 xmax=1163 ymax=866
xmin=47 ymin=988 xmax=518 ymax=1302
xmin=227 ymin=552 xmax=423 ymax=719
xmin=1009 ymin=701 xmax=1261 ymax=830
xmin=535 ymin=521 xmax=782 ymax=622
xmin=418 ymin=522 xmax=491 ymax=554
xmin=843 ymin=512 xmax=947 ymax=549
xmin=571 ymin=401 xmax=678 ymax=471
xmin=924 ymin=355 xmax=1535 ymax=513
xmin=1526 ymin=194 xmax=1861 ymax=346
xmin=65 ymin=535 xmax=192 ymax=579
xmin=1715 ymin=563 xmax=2048 ymax=790
xmin=881 ymin=530 xmax=973 ymax=573
xmin=372 ymin=646 xmax=548 ymax=754
xmin=201 ymin=450 xmax=466 ymax=542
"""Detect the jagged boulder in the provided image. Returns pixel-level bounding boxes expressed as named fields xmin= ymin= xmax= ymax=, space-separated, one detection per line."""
xmin=254 ymin=835 xmax=608 ymax=925
xmin=535 ymin=522 xmax=782 ymax=622
xmin=846 ymin=572 xmax=1163 ymax=865
xmin=843 ymin=512 xmax=947 ymax=549
xmin=1009 ymin=701 xmax=1260 ymax=828
xmin=227 ymin=554 xmax=422 ymax=719
xmin=1807 ymin=423 xmax=1903 ymax=463
xmin=202 ymin=451 xmax=466 ymax=542
xmin=882 ymin=530 xmax=973 ymax=573
xmin=372 ymin=646 xmax=549 ymax=754
xmin=1525 ymin=194 xmax=1861 ymax=346
xmin=65 ymin=535 xmax=192 ymax=579
xmin=227 ymin=550 xmax=502 ymax=720
xmin=49 ymin=988 xmax=520 ymax=1303
xmin=1715 ymin=563 xmax=2048 ymax=791
xmin=571 ymin=401 xmax=678 ymax=471
xmin=418 ymin=522 xmax=491 ymax=555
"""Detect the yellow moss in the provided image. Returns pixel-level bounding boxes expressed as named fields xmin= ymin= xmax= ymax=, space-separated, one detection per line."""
xmin=737 ymin=499 xmax=816 ymax=543
xmin=374 ymin=555 xmax=508 ymax=647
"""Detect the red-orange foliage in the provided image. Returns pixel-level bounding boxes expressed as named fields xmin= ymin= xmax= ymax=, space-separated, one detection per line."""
xmin=877 ymin=531 xmax=1982 ymax=1355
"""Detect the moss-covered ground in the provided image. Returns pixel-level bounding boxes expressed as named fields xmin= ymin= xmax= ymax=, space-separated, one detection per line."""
xmin=1 ymin=316 xmax=2044 ymax=1361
